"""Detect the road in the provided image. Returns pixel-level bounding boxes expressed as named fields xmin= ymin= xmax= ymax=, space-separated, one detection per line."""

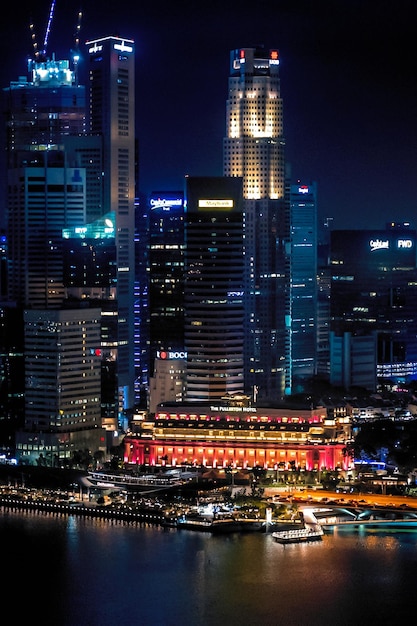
xmin=263 ymin=487 xmax=417 ymax=510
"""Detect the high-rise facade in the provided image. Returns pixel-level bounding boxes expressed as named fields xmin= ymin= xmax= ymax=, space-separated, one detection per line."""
xmin=23 ymin=308 xmax=102 ymax=433
xmin=3 ymin=32 xmax=136 ymax=462
xmin=289 ymin=182 xmax=317 ymax=391
xmin=86 ymin=36 xmax=136 ymax=412
xmin=148 ymin=191 xmax=185 ymax=374
xmin=3 ymin=51 xmax=107 ymax=463
xmin=3 ymin=60 xmax=86 ymax=309
xmin=223 ymin=47 xmax=290 ymax=402
xmin=184 ymin=176 xmax=245 ymax=401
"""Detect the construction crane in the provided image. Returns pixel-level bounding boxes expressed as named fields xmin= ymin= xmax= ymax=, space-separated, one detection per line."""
xmin=71 ymin=9 xmax=83 ymax=85
xmin=43 ymin=0 xmax=56 ymax=58
xmin=73 ymin=9 xmax=83 ymax=54
xmin=29 ymin=0 xmax=56 ymax=63
xmin=29 ymin=2 xmax=82 ymax=69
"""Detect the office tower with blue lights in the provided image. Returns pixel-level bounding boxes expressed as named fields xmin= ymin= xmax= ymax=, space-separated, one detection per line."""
xmin=289 ymin=182 xmax=317 ymax=391
xmin=147 ymin=191 xmax=186 ymax=413
xmin=223 ymin=46 xmax=289 ymax=401
xmin=184 ymin=176 xmax=245 ymax=401
xmin=148 ymin=191 xmax=185 ymax=368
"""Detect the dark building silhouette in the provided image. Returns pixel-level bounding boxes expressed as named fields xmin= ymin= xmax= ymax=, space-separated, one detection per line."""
xmin=330 ymin=225 xmax=417 ymax=389
xmin=184 ymin=176 xmax=245 ymax=401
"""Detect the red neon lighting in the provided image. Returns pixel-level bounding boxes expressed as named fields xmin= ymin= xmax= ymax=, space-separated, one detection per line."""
xmin=270 ymin=50 xmax=279 ymax=60
xmin=240 ymin=49 xmax=245 ymax=59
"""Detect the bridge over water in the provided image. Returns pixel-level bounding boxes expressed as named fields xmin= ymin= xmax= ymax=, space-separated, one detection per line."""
xmin=301 ymin=504 xmax=417 ymax=530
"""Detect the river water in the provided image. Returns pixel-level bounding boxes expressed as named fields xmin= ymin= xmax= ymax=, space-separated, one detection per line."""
xmin=2 ymin=509 xmax=416 ymax=625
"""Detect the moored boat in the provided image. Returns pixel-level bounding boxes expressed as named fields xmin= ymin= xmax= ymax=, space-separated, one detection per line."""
xmin=85 ymin=470 xmax=191 ymax=492
xmin=272 ymin=524 xmax=324 ymax=544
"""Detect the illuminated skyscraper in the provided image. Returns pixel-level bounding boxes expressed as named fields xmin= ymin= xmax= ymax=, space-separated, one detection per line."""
xmin=86 ymin=36 xmax=136 ymax=412
xmin=2 ymin=31 xmax=136 ymax=461
xmin=3 ymin=50 xmax=106 ymax=463
xmin=223 ymin=46 xmax=289 ymax=401
xmin=148 ymin=191 xmax=185 ymax=372
xmin=141 ymin=191 xmax=186 ymax=412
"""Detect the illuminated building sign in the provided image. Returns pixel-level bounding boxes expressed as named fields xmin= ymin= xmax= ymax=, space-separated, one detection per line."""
xmin=397 ymin=239 xmax=413 ymax=249
xmin=114 ymin=41 xmax=133 ymax=53
xmin=157 ymin=351 xmax=187 ymax=360
xmin=62 ymin=212 xmax=115 ymax=240
xmin=88 ymin=43 xmax=103 ymax=54
xmin=210 ymin=405 xmax=258 ymax=413
xmin=150 ymin=197 xmax=183 ymax=210
xmin=369 ymin=239 xmax=389 ymax=252
xmin=87 ymin=37 xmax=133 ymax=55
xmin=270 ymin=50 xmax=280 ymax=65
xmin=198 ymin=199 xmax=234 ymax=210
xmin=369 ymin=238 xmax=414 ymax=252
xmin=298 ymin=185 xmax=309 ymax=194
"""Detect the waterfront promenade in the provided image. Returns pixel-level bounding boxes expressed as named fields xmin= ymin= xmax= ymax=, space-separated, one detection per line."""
xmin=3 ymin=481 xmax=417 ymax=532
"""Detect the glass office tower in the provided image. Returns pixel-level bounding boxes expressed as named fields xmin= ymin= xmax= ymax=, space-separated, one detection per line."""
xmin=148 ymin=191 xmax=185 ymax=374
xmin=289 ymin=182 xmax=318 ymax=391
xmin=87 ymin=36 xmax=136 ymax=412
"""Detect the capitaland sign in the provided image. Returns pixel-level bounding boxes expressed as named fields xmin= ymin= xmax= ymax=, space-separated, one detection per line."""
xmin=198 ymin=199 xmax=234 ymax=210
xmin=369 ymin=239 xmax=389 ymax=252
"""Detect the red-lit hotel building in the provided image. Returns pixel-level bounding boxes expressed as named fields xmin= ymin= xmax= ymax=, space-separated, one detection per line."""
xmin=124 ymin=400 xmax=352 ymax=472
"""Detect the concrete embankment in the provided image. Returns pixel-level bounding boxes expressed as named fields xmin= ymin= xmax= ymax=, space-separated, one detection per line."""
xmin=0 ymin=496 xmax=165 ymax=525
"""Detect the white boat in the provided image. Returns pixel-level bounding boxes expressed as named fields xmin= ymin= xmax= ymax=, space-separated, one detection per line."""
xmin=272 ymin=524 xmax=324 ymax=544
xmin=86 ymin=470 xmax=189 ymax=492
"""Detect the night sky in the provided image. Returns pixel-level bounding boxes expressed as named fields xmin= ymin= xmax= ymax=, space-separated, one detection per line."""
xmin=1 ymin=0 xmax=417 ymax=230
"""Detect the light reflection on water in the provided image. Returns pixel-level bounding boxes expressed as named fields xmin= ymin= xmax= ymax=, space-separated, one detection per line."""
xmin=2 ymin=510 xmax=417 ymax=625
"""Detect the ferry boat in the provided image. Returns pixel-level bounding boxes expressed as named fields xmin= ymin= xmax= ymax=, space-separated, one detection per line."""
xmin=85 ymin=469 xmax=192 ymax=492
xmin=272 ymin=524 xmax=324 ymax=544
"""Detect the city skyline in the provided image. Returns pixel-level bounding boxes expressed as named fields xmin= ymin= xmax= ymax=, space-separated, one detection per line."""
xmin=1 ymin=1 xmax=416 ymax=230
